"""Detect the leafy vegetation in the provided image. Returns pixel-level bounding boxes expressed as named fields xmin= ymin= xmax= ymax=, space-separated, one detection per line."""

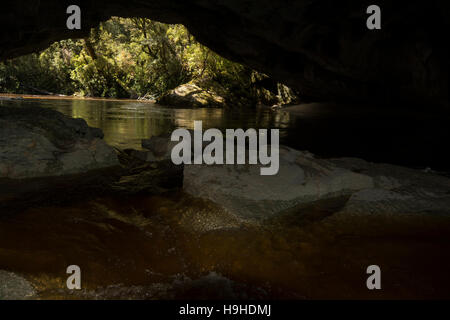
xmin=0 ymin=17 xmax=297 ymax=107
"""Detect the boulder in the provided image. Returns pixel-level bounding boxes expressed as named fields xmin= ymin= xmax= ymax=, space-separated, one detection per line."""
xmin=0 ymin=105 xmax=119 ymax=179
xmin=157 ymin=83 xmax=225 ymax=108
xmin=183 ymin=146 xmax=374 ymax=221
xmin=0 ymin=106 xmax=184 ymax=213
xmin=0 ymin=270 xmax=36 ymax=300
xmin=328 ymin=158 xmax=450 ymax=216
xmin=183 ymin=147 xmax=450 ymax=221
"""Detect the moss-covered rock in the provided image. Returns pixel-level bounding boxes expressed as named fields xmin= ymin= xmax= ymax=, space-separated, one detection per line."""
xmin=156 ymin=83 xmax=225 ymax=108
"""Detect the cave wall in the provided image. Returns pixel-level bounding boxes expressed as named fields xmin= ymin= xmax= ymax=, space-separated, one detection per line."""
xmin=0 ymin=0 xmax=448 ymax=107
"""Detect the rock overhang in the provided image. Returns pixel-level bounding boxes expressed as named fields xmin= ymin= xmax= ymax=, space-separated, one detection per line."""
xmin=0 ymin=0 xmax=448 ymax=108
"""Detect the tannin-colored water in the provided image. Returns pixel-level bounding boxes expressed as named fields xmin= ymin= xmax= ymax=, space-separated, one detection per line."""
xmin=1 ymin=192 xmax=450 ymax=299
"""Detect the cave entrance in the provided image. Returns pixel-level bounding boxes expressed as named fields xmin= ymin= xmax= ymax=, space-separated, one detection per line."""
xmin=0 ymin=17 xmax=297 ymax=108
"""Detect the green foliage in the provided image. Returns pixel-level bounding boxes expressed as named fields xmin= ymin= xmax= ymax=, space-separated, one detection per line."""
xmin=0 ymin=17 xmax=296 ymax=106
xmin=0 ymin=41 xmax=78 ymax=95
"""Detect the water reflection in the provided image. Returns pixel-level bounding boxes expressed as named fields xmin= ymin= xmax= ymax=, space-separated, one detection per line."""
xmin=9 ymin=97 xmax=291 ymax=150
xmin=2 ymin=95 xmax=450 ymax=170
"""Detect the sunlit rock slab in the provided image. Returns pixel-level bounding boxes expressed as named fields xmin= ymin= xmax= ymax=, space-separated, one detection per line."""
xmin=183 ymin=146 xmax=374 ymax=220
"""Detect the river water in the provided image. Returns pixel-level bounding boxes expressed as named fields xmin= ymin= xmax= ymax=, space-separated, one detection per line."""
xmin=22 ymin=96 xmax=291 ymax=150
xmin=1 ymin=95 xmax=450 ymax=299
xmin=3 ymin=95 xmax=449 ymax=169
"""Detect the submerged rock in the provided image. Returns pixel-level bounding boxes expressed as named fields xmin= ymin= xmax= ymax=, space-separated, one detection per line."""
xmin=0 ymin=105 xmax=119 ymax=179
xmin=0 ymin=270 xmax=36 ymax=300
xmin=157 ymin=83 xmax=225 ymax=108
